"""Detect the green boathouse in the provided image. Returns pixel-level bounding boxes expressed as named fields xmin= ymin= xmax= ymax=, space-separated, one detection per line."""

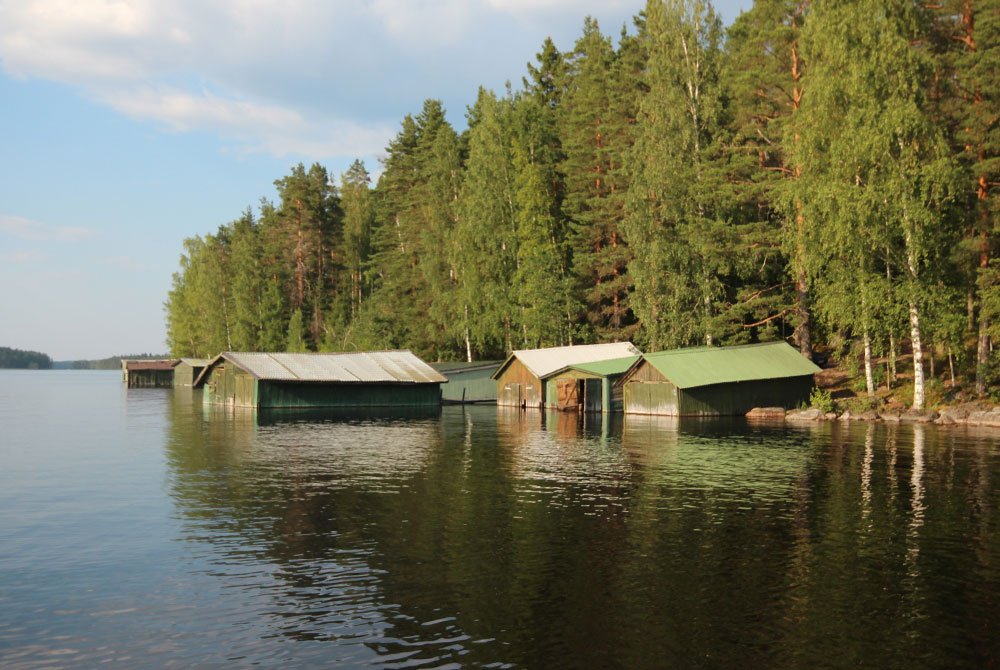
xmin=620 ymin=341 xmax=821 ymax=416
xmin=542 ymin=355 xmax=641 ymax=413
xmin=172 ymin=358 xmax=208 ymax=387
xmin=493 ymin=342 xmax=642 ymax=409
xmin=194 ymin=351 xmax=446 ymax=409
xmin=431 ymin=360 xmax=502 ymax=404
xmin=122 ymin=359 xmax=176 ymax=388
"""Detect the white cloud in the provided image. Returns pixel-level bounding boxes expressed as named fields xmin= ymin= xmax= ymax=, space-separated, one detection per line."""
xmin=0 ymin=249 xmax=47 ymax=263
xmin=487 ymin=0 xmax=632 ymax=15
xmin=368 ymin=0 xmax=474 ymax=44
xmin=97 ymin=84 xmax=395 ymax=158
xmin=0 ymin=215 xmax=96 ymax=242
xmin=0 ymin=0 xmax=671 ymax=160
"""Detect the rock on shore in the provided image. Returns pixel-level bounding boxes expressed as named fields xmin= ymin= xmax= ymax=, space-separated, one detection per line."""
xmin=756 ymin=405 xmax=998 ymax=427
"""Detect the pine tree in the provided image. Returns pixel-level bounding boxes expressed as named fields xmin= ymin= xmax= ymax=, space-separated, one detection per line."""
xmin=361 ymin=101 xmax=464 ymax=358
xmin=559 ymin=17 xmax=637 ymax=342
xmin=932 ymin=0 xmax=1000 ymax=394
xmin=725 ymin=0 xmax=814 ymax=356
xmin=272 ymin=163 xmax=342 ymax=349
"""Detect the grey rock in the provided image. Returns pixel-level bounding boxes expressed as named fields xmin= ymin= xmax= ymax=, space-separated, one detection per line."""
xmin=746 ymin=407 xmax=787 ymax=420
xmin=787 ymin=408 xmax=825 ymax=422
xmin=901 ymin=410 xmax=938 ymax=424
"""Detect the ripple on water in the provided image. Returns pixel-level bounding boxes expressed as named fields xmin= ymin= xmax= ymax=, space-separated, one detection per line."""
xmin=3 ymin=377 xmax=1000 ymax=669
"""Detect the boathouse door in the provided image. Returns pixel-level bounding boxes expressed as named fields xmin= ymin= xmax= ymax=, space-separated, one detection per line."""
xmin=556 ymin=379 xmax=582 ymax=411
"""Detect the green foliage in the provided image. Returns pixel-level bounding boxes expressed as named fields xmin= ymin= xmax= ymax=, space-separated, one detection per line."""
xmin=162 ymin=0 xmax=994 ymax=403
xmin=842 ymin=395 xmax=882 ymax=414
xmin=559 ymin=17 xmax=638 ymax=342
xmin=286 ymin=309 xmax=307 ymax=353
xmin=809 ymin=386 xmax=834 ymax=413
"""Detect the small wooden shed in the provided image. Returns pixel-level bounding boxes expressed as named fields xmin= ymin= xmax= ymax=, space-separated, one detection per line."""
xmin=493 ymin=342 xmax=641 ymax=409
xmin=122 ymin=359 xmax=177 ymax=388
xmin=172 ymin=358 xmax=208 ymax=387
xmin=193 ymin=351 xmax=446 ymax=410
xmin=620 ymin=341 xmax=821 ymax=416
xmin=542 ymin=355 xmax=641 ymax=413
xmin=431 ymin=360 xmax=502 ymax=404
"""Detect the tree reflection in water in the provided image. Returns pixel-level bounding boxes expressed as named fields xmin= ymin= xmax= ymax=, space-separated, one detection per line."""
xmin=164 ymin=396 xmax=1000 ymax=669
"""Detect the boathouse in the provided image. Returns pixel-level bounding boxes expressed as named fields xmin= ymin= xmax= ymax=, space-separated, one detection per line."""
xmin=619 ymin=341 xmax=821 ymax=416
xmin=172 ymin=358 xmax=208 ymax=387
xmin=193 ymin=351 xmax=446 ymax=409
xmin=493 ymin=342 xmax=641 ymax=409
xmin=542 ymin=355 xmax=641 ymax=413
xmin=122 ymin=359 xmax=177 ymax=388
xmin=431 ymin=360 xmax=502 ymax=404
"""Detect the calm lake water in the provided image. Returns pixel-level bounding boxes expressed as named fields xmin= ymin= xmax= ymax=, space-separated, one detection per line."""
xmin=1 ymin=370 xmax=999 ymax=669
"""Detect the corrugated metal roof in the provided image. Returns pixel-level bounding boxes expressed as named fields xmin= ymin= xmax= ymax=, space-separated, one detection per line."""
xmin=126 ymin=360 xmax=176 ymax=371
xmin=565 ymin=355 xmax=642 ymax=378
xmin=431 ymin=360 xmax=503 ymax=374
xmin=178 ymin=358 xmax=208 ymax=367
xmin=217 ymin=351 xmax=446 ymax=384
xmin=496 ymin=342 xmax=642 ymax=379
xmin=642 ymin=341 xmax=821 ymax=389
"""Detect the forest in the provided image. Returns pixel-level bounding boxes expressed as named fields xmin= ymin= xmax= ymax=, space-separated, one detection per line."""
xmin=165 ymin=0 xmax=999 ymax=411
xmin=0 ymin=346 xmax=52 ymax=370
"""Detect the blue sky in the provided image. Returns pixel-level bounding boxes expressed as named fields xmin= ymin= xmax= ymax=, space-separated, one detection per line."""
xmin=0 ymin=0 xmax=752 ymax=360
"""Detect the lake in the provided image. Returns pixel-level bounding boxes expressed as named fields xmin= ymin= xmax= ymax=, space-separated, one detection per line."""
xmin=1 ymin=370 xmax=998 ymax=668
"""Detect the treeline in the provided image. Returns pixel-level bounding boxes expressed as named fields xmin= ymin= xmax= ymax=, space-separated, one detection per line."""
xmin=57 ymin=354 xmax=169 ymax=370
xmin=166 ymin=0 xmax=999 ymax=409
xmin=0 ymin=346 xmax=52 ymax=369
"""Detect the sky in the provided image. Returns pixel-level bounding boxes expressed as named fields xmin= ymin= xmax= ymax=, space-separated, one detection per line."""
xmin=0 ymin=0 xmax=753 ymax=361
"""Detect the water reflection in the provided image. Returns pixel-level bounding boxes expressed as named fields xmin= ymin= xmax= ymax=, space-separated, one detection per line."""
xmin=159 ymin=394 xmax=1000 ymax=669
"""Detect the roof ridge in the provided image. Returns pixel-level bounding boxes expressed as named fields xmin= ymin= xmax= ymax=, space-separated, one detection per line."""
xmin=648 ymin=341 xmax=790 ymax=356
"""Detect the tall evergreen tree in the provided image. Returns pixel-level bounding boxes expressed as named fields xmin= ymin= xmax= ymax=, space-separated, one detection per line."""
xmin=271 ymin=163 xmax=342 ymax=349
xmin=725 ymin=0 xmax=814 ymax=356
xmin=932 ymin=0 xmax=1000 ymax=394
xmin=362 ymin=101 xmax=463 ymax=358
xmin=559 ymin=17 xmax=637 ymax=342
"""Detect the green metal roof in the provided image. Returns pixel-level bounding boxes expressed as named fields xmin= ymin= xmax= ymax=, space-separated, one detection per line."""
xmin=430 ymin=360 xmax=503 ymax=374
xmin=565 ymin=355 xmax=641 ymax=378
xmin=640 ymin=341 xmax=821 ymax=389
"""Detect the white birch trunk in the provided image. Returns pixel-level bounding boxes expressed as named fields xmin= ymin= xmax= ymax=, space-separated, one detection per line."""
xmin=863 ymin=328 xmax=875 ymax=398
xmin=464 ymin=304 xmax=472 ymax=363
xmin=909 ymin=300 xmax=925 ymax=410
xmin=903 ymin=211 xmax=924 ymax=411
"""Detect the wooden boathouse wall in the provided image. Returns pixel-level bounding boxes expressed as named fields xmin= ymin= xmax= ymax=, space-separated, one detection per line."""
xmin=123 ymin=360 xmax=176 ymax=388
xmin=173 ymin=359 xmax=207 ymax=387
xmin=495 ymin=358 xmax=542 ymax=409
